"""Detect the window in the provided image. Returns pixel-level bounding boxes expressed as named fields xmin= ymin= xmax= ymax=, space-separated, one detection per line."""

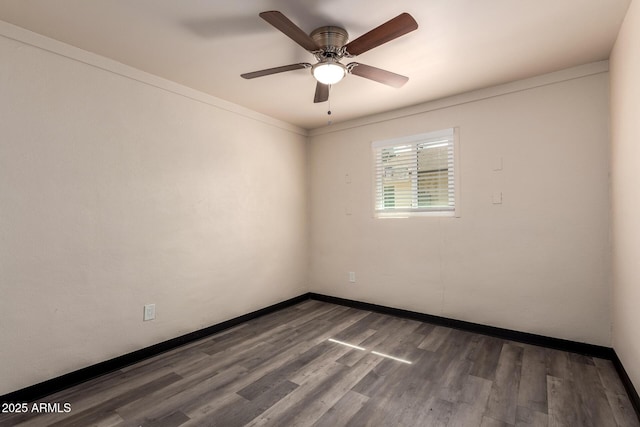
xmin=373 ymin=128 xmax=458 ymax=217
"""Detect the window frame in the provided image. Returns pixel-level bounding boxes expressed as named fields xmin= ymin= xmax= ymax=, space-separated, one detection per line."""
xmin=371 ymin=127 xmax=460 ymax=218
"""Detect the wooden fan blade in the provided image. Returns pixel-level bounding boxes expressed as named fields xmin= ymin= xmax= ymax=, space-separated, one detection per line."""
xmin=259 ymin=11 xmax=319 ymax=51
xmin=314 ymin=82 xmax=329 ymax=103
xmin=348 ymin=63 xmax=409 ymax=88
xmin=344 ymin=13 xmax=418 ymax=56
xmin=241 ymin=63 xmax=310 ymax=79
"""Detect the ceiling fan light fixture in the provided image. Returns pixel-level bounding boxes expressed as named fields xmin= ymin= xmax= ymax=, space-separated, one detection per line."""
xmin=312 ymin=60 xmax=346 ymax=85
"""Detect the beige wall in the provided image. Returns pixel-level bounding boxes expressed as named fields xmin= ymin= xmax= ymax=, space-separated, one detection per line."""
xmin=0 ymin=24 xmax=308 ymax=395
xmin=308 ymin=67 xmax=612 ymax=346
xmin=611 ymin=0 xmax=640 ymax=392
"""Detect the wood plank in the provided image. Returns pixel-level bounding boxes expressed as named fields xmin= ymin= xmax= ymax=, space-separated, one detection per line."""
xmin=485 ymin=343 xmax=523 ymax=424
xmin=178 ymin=340 xmax=317 ymax=421
xmin=480 ymin=415 xmax=513 ymax=427
xmin=409 ymin=397 xmax=454 ymax=426
xmin=594 ymin=357 xmax=629 ymax=395
xmin=469 ymin=335 xmax=505 ymax=381
xmin=289 ymin=328 xmax=377 ymax=385
xmin=194 ymin=379 xmax=298 ymax=427
xmin=605 ymin=390 xmax=640 ymax=427
xmin=237 ymin=341 xmax=335 ymax=401
xmin=245 ymin=353 xmax=381 ymax=426
xmin=515 ymin=405 xmax=548 ymax=427
xmin=348 ymin=347 xmax=435 ymax=426
xmin=48 ymin=373 xmax=182 ymax=427
xmin=447 ymin=375 xmax=494 ymax=427
xmin=140 ymin=410 xmax=190 ymax=427
xmin=413 ymin=321 xmax=437 ymax=336
xmin=311 ymin=390 xmax=369 ymax=427
xmin=11 ymin=411 xmax=125 ymax=427
xmin=547 ymin=375 xmax=580 ymax=427
xmin=546 ymin=348 xmax=572 ymax=380
xmin=517 ymin=345 xmax=548 ymax=414
xmin=115 ymin=362 xmax=248 ymax=424
xmin=570 ymin=360 xmax=618 ymax=426
xmin=433 ymin=330 xmax=477 ymax=403
xmin=418 ymin=325 xmax=452 ymax=352
xmin=568 ymin=352 xmax=596 ymax=366
xmin=336 ymin=315 xmax=420 ymax=367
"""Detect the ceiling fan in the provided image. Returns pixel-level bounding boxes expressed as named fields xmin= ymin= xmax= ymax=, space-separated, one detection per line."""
xmin=241 ymin=11 xmax=418 ymax=103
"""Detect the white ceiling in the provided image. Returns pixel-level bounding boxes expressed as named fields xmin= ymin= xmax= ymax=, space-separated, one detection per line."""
xmin=0 ymin=0 xmax=631 ymax=130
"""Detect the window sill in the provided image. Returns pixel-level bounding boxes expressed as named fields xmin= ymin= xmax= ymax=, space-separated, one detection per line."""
xmin=375 ymin=210 xmax=457 ymax=219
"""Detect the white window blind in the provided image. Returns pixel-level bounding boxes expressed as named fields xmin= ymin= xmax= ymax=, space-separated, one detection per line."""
xmin=373 ymin=128 xmax=457 ymax=217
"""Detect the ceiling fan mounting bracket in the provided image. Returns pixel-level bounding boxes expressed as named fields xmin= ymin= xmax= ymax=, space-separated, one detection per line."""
xmin=314 ymin=50 xmax=343 ymax=62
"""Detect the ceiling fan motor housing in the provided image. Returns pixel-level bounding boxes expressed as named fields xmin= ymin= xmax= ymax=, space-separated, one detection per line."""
xmin=310 ymin=26 xmax=349 ymax=55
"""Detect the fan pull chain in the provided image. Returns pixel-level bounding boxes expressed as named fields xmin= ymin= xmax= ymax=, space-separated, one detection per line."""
xmin=327 ymin=85 xmax=333 ymax=126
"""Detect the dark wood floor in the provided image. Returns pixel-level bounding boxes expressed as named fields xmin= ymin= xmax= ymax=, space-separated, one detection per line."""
xmin=1 ymin=300 xmax=638 ymax=427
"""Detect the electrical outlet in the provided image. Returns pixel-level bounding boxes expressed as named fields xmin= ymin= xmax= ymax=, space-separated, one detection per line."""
xmin=143 ymin=304 xmax=156 ymax=321
xmin=349 ymin=272 xmax=356 ymax=283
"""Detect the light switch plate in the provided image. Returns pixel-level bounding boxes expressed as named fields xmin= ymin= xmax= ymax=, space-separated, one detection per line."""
xmin=143 ymin=304 xmax=156 ymax=321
